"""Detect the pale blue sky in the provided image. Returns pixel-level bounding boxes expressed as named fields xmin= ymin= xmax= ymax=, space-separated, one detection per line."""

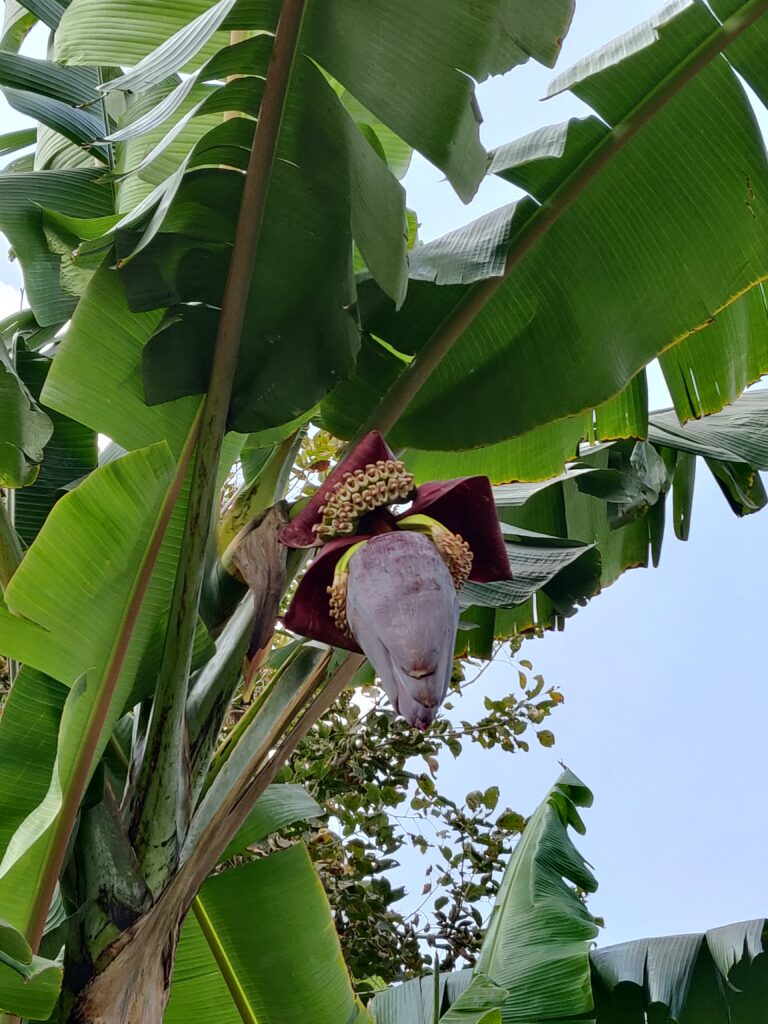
xmin=0 ymin=1 xmax=765 ymax=950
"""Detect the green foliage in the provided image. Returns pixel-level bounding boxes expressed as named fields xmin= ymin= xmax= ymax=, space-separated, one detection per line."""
xmin=0 ymin=0 xmax=767 ymax=1019
xmin=324 ymin=3 xmax=768 ymax=451
xmin=168 ymin=839 xmax=368 ymax=1024
xmin=276 ymin=657 xmax=563 ymax=989
xmin=0 ymin=332 xmax=52 ymax=488
xmin=11 ymin=340 xmax=97 ymax=545
xmin=0 ymin=921 xmax=63 ymax=1021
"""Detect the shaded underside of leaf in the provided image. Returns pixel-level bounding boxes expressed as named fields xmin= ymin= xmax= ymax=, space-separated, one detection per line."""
xmin=12 ymin=345 xmax=97 ymax=544
xmin=0 ymin=345 xmax=53 ymax=489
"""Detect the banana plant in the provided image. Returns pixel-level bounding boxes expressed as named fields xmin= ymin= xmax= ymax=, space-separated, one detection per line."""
xmin=0 ymin=0 xmax=767 ymax=1020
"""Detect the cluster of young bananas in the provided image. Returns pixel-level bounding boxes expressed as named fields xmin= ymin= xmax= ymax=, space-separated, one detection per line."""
xmin=312 ymin=460 xmax=415 ymax=541
xmin=429 ymin=525 xmax=473 ymax=589
xmin=327 ymin=570 xmax=354 ymax=638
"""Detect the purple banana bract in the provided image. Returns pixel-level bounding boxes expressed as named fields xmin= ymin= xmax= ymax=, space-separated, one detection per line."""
xmin=346 ymin=532 xmax=459 ymax=731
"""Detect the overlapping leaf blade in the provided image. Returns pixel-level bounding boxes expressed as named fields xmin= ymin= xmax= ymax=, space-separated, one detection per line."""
xmin=18 ymin=0 xmax=67 ymax=28
xmin=39 ymin=37 xmax=372 ymax=436
xmin=54 ymin=0 xmax=248 ymax=69
xmin=657 ymin=286 xmax=768 ymax=421
xmin=458 ymin=391 xmax=768 ymax=646
xmin=403 ymin=375 xmax=648 ymax=485
xmin=218 ymin=783 xmax=322 ymax=862
xmin=460 ymin=527 xmax=600 ymax=618
xmin=322 ymin=1 xmax=768 ymax=451
xmin=0 ymin=52 xmax=100 ymax=105
xmin=0 ymin=444 xmax=176 ymax=934
xmin=369 ymin=772 xmax=597 ymax=1024
xmin=474 ymin=771 xmax=597 ymax=1023
xmin=166 ymin=843 xmax=369 ymax=1024
xmin=113 ymin=80 xmax=225 ymax=214
xmin=42 ymin=262 xmax=198 ymax=453
xmin=108 ymin=55 xmax=363 ymax=434
xmin=713 ymin=0 xmax=768 ymax=108
xmin=0 ymin=670 xmax=67 ymax=863
xmin=13 ymin=345 xmax=97 ymax=543
xmin=0 ymin=170 xmax=113 ymax=325
xmin=0 ymin=340 xmax=53 ymax=488
xmin=0 ymin=936 xmax=63 ymax=1020
xmin=591 ymin=919 xmax=768 ymax=1023
xmin=648 ymin=389 xmax=768 ymax=466
xmin=1 ymin=0 xmax=35 ymax=52
xmin=55 ymin=0 xmax=573 ymax=200
xmin=0 ymin=127 xmax=36 ymax=157
xmin=302 ymin=0 xmax=574 ymax=199
xmin=1 ymin=75 xmax=107 ymax=160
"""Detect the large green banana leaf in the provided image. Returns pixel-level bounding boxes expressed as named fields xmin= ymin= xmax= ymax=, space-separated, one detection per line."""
xmin=10 ymin=0 xmax=573 ymax=442
xmin=369 ymin=771 xmax=598 ymax=1024
xmin=119 ymin=56 xmax=365 ymax=431
xmin=165 ymin=842 xmax=369 ymax=1024
xmin=53 ymin=0 xmax=572 ymax=200
xmin=0 ymin=668 xmax=68 ymax=1018
xmin=475 ymin=771 xmax=597 ymax=1023
xmin=0 ymin=368 xmax=233 ymax=941
xmin=0 ymin=443 xmax=182 ymax=936
xmin=458 ymin=389 xmax=768 ymax=645
xmin=321 ymin=1 xmax=768 ymax=451
xmin=402 ymin=373 xmax=649 ymax=485
xmin=12 ymin=0 xmax=768 ymax=459
xmin=41 ymin=48 xmax=369 ymax=436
